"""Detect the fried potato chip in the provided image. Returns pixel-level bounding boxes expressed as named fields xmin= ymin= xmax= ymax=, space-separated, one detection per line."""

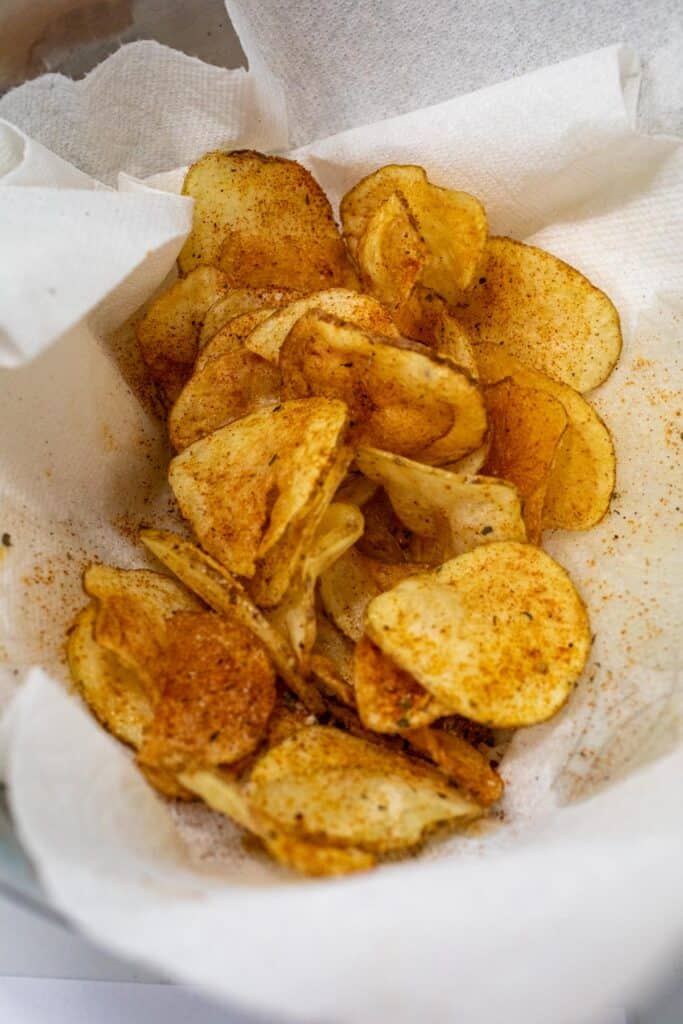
xmin=354 ymin=636 xmax=449 ymax=733
xmin=178 ymin=150 xmax=357 ymax=291
xmin=280 ymin=314 xmax=487 ymax=463
xmin=137 ymin=611 xmax=276 ymax=773
xmin=475 ymin=343 xmax=616 ymax=529
xmin=356 ymin=446 xmax=527 ymax=557
xmin=340 ymin=165 xmax=487 ymax=302
xmin=482 ymin=380 xmax=567 ymax=544
xmin=140 ymin=529 xmax=326 ymax=714
xmin=356 ymin=191 xmax=427 ymax=310
xmin=405 ymin=727 xmax=503 ymax=806
xmin=453 ymin=237 xmax=622 ymax=391
xmin=169 ymin=310 xmax=281 ymax=451
xmin=199 ymin=287 xmax=303 ymax=349
xmin=395 ymin=286 xmax=479 ymax=377
xmin=366 ymin=542 xmax=591 ymax=727
xmin=136 ymin=266 xmax=230 ymax=404
xmin=247 ymin=726 xmax=482 ymax=851
xmin=83 ymin=565 xmax=201 ymax=699
xmin=320 ymin=547 xmax=421 ymax=642
xmin=168 ymin=398 xmax=350 ymax=603
xmin=244 ymin=288 xmax=398 ymax=363
xmin=309 ymin=653 xmax=355 ymax=707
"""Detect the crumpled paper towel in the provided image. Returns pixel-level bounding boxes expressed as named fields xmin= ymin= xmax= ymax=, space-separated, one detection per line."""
xmin=0 ymin=26 xmax=682 ymax=1024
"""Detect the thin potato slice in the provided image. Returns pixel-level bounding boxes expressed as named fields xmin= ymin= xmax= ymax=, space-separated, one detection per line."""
xmin=475 ymin=343 xmax=616 ymax=529
xmin=245 ymin=289 xmax=398 ymax=364
xmin=169 ymin=310 xmax=280 ymax=451
xmin=247 ymin=726 xmax=482 ymax=852
xmin=320 ymin=547 xmax=421 ymax=642
xmin=405 ymin=727 xmax=503 ymax=807
xmin=280 ymin=314 xmax=487 ymax=463
xmin=396 ymin=285 xmax=479 ymax=377
xmin=366 ymin=542 xmax=591 ymax=728
xmin=482 ymin=381 xmax=567 ymax=544
xmin=453 ymin=237 xmax=622 ymax=391
xmin=356 ymin=446 xmax=526 ymax=557
xmin=354 ymin=636 xmax=449 ymax=733
xmin=199 ymin=287 xmax=303 ymax=349
xmin=178 ymin=150 xmax=357 ymax=290
xmin=137 ymin=611 xmax=276 ymax=773
xmin=139 ymin=529 xmax=325 ymax=714
xmin=357 ymin=191 xmax=427 ymax=310
xmin=136 ymin=266 xmax=229 ymax=403
xmin=168 ymin=398 xmax=350 ymax=602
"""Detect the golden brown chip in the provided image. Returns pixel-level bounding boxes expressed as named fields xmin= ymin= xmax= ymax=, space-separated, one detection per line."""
xmin=483 ymin=380 xmax=567 ymax=544
xmin=475 ymin=343 xmax=616 ymax=529
xmin=280 ymin=314 xmax=487 ymax=464
xmin=395 ymin=286 xmax=479 ymax=377
xmin=356 ymin=191 xmax=427 ymax=310
xmin=178 ymin=150 xmax=357 ymax=291
xmin=353 ymin=636 xmax=449 ymax=733
xmin=453 ymin=237 xmax=622 ymax=391
xmin=136 ymin=266 xmax=230 ymax=404
xmin=199 ymin=287 xmax=304 ymax=349
xmin=405 ymin=727 xmax=503 ymax=807
xmin=137 ymin=610 xmax=276 ymax=773
xmin=366 ymin=542 xmax=591 ymax=728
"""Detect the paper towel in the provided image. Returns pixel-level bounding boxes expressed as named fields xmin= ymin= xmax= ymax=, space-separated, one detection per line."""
xmin=0 ymin=27 xmax=682 ymax=1024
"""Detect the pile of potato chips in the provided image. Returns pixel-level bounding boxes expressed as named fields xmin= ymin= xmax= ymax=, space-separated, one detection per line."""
xmin=67 ymin=150 xmax=619 ymax=876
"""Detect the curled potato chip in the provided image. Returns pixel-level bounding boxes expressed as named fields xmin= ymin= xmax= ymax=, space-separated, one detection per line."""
xmin=199 ymin=287 xmax=303 ymax=349
xmin=247 ymin=725 xmax=482 ymax=851
xmin=366 ymin=542 xmax=591 ymax=728
xmin=320 ymin=547 xmax=421 ymax=642
xmin=136 ymin=266 xmax=229 ymax=403
xmin=178 ymin=150 xmax=357 ymax=290
xmin=395 ymin=286 xmax=479 ymax=377
xmin=245 ymin=288 xmax=398 ymax=363
xmin=475 ymin=344 xmax=616 ymax=529
xmin=453 ymin=237 xmax=622 ymax=391
xmin=169 ymin=310 xmax=280 ymax=450
xmin=168 ymin=398 xmax=350 ymax=604
xmin=341 ymin=165 xmax=487 ymax=302
xmin=357 ymin=191 xmax=427 ymax=310
xmin=280 ymin=314 xmax=487 ymax=464
xmin=356 ymin=446 xmax=527 ymax=557
xmin=140 ymin=529 xmax=326 ymax=714
xmin=482 ymin=380 xmax=567 ymax=544
xmin=405 ymin=727 xmax=503 ymax=806
xmin=137 ymin=610 xmax=276 ymax=773
xmin=354 ymin=636 xmax=449 ymax=733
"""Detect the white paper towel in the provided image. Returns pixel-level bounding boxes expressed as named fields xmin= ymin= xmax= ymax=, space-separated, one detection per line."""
xmin=0 ymin=28 xmax=682 ymax=1024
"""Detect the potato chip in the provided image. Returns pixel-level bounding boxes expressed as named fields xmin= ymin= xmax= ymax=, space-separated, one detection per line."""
xmin=482 ymin=381 xmax=567 ymax=544
xmin=354 ymin=636 xmax=449 ymax=733
xmin=280 ymin=314 xmax=487 ymax=463
xmin=475 ymin=343 xmax=616 ymax=529
xmin=355 ymin=490 xmax=416 ymax=563
xmin=140 ymin=529 xmax=326 ymax=714
xmin=311 ymin=612 xmax=355 ymax=684
xmin=453 ymin=237 xmax=622 ymax=391
xmin=395 ymin=286 xmax=479 ymax=377
xmin=136 ymin=266 xmax=230 ymax=404
xmin=137 ymin=610 xmax=276 ymax=773
xmin=320 ymin=547 xmax=421 ymax=642
xmin=168 ymin=398 xmax=351 ymax=604
xmin=83 ymin=565 xmax=201 ymax=699
xmin=178 ymin=150 xmax=357 ymax=290
xmin=199 ymin=287 xmax=303 ymax=349
xmin=309 ymin=653 xmax=355 ymax=708
xmin=169 ymin=310 xmax=281 ymax=451
xmin=247 ymin=726 xmax=482 ymax=851
xmin=356 ymin=446 xmax=527 ymax=557
xmin=405 ymin=727 xmax=503 ymax=806
xmin=356 ymin=191 xmax=427 ymax=310
xmin=366 ymin=542 xmax=591 ymax=727
xmin=244 ymin=288 xmax=398 ymax=363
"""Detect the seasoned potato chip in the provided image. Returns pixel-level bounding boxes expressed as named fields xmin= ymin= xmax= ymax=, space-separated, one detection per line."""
xmin=395 ymin=286 xmax=479 ymax=377
xmin=281 ymin=314 xmax=486 ymax=463
xmin=357 ymin=191 xmax=427 ymax=310
xmin=453 ymin=237 xmax=622 ymax=391
xmin=320 ymin=547 xmax=421 ymax=642
xmin=136 ymin=266 xmax=229 ymax=403
xmin=366 ymin=542 xmax=591 ymax=727
xmin=140 ymin=529 xmax=326 ymax=714
xmin=405 ymin=727 xmax=503 ymax=806
xmin=199 ymin=287 xmax=303 ymax=349
xmin=475 ymin=344 xmax=616 ymax=529
xmin=340 ymin=165 xmax=487 ymax=302
xmin=178 ymin=150 xmax=357 ymax=290
xmin=168 ymin=398 xmax=350 ymax=604
xmin=137 ymin=611 xmax=276 ymax=773
xmin=245 ymin=288 xmax=398 ymax=364
xmin=354 ymin=636 xmax=449 ymax=733
xmin=483 ymin=381 xmax=567 ymax=544
xmin=356 ymin=446 xmax=526 ymax=557
xmin=169 ymin=310 xmax=280 ymax=451
xmin=247 ymin=726 xmax=482 ymax=851
xmin=83 ymin=565 xmax=201 ymax=699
